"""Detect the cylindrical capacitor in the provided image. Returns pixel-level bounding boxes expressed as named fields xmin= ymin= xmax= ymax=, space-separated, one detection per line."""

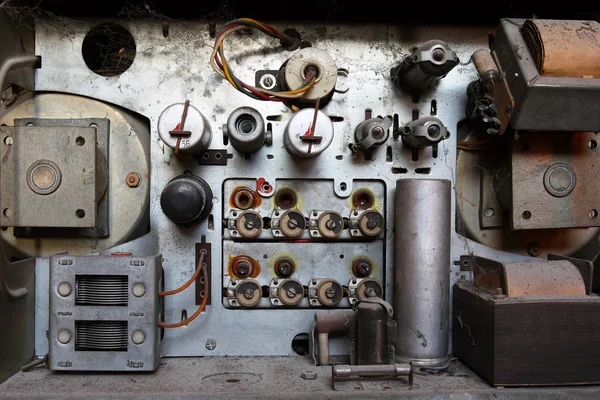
xmin=160 ymin=174 xmax=213 ymax=225
xmin=158 ymin=103 xmax=212 ymax=155
xmin=355 ymin=300 xmax=393 ymax=365
xmin=284 ymin=109 xmax=334 ymax=158
xmin=394 ymin=179 xmax=451 ymax=367
xmin=281 ymin=48 xmax=338 ymax=108
xmin=224 ymin=107 xmax=269 ymax=153
xmin=472 ymin=49 xmax=500 ymax=82
xmin=392 ymin=40 xmax=459 ymax=93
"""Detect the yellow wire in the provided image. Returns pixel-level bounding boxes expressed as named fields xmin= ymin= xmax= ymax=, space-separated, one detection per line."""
xmin=210 ymin=22 xmax=317 ymax=99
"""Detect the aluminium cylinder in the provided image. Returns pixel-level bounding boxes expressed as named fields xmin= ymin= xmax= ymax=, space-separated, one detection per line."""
xmin=394 ymin=179 xmax=451 ymax=366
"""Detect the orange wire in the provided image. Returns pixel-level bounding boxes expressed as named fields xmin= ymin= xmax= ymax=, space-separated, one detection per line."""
xmin=159 ymin=251 xmax=206 ymax=297
xmin=158 ymin=262 xmax=209 ymax=328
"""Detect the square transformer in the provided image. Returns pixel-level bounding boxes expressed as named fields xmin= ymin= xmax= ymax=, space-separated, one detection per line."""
xmin=49 ymin=254 xmax=162 ymax=372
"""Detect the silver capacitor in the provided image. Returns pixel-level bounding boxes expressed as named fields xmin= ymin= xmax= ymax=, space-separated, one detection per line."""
xmin=158 ymin=103 xmax=212 ymax=155
xmin=284 ymin=108 xmax=334 ymax=158
xmin=392 ymin=40 xmax=459 ymax=93
xmin=223 ymin=107 xmax=271 ymax=154
xmin=394 ymin=179 xmax=451 ymax=367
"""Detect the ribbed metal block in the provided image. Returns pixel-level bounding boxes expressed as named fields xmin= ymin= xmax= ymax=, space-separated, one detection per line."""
xmin=75 ymin=275 xmax=128 ymax=306
xmin=75 ymin=321 xmax=128 ymax=351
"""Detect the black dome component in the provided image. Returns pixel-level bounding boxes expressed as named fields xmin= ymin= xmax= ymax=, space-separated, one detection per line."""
xmin=160 ymin=174 xmax=213 ymax=224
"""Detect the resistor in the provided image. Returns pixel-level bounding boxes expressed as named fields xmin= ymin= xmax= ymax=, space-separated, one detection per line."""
xmin=472 ymin=49 xmax=500 ymax=82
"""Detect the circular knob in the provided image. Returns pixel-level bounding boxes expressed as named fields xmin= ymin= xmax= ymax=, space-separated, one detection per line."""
xmin=160 ymin=174 xmax=213 ymax=224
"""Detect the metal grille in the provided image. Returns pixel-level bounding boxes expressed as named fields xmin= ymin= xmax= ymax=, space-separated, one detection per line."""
xmin=75 ymin=321 xmax=128 ymax=351
xmin=75 ymin=275 xmax=128 ymax=306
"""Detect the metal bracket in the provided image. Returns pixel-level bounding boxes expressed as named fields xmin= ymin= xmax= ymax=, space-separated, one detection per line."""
xmin=195 ymin=238 xmax=211 ymax=305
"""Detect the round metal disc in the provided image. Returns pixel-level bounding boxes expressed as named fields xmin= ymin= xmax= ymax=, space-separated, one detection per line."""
xmin=235 ymin=280 xmax=261 ymax=308
xmin=316 ymin=279 xmax=343 ymax=306
xmin=280 ymin=210 xmax=306 ymax=237
xmin=26 ymin=159 xmax=62 ymax=195
xmin=237 ymin=211 xmax=263 ymax=238
xmin=317 ymin=211 xmax=344 ymax=238
xmin=277 ymin=279 xmax=304 ymax=306
xmin=357 ymin=279 xmax=383 ymax=300
xmin=358 ymin=211 xmax=384 ymax=237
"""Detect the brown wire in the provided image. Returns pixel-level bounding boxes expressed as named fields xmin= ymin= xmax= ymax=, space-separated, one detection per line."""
xmin=158 ymin=250 xmax=206 ymax=297
xmin=158 ymin=259 xmax=209 ymax=329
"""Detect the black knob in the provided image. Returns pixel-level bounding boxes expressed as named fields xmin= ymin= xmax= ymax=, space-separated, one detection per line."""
xmin=160 ymin=174 xmax=213 ymax=224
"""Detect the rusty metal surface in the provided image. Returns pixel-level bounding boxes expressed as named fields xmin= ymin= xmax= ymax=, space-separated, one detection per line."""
xmin=503 ymin=260 xmax=586 ymax=297
xmin=511 ymin=131 xmax=600 ymax=230
xmin=0 ymin=245 xmax=35 ymax=384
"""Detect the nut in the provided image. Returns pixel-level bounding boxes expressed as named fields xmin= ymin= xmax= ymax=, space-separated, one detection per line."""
xmin=301 ymin=370 xmax=318 ymax=380
xmin=126 ymin=172 xmax=141 ymax=188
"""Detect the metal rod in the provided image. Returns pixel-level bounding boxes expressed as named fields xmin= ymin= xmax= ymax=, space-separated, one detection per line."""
xmin=0 ymin=55 xmax=40 ymax=104
xmin=394 ymin=179 xmax=451 ymax=367
xmin=332 ymin=363 xmax=412 ymax=378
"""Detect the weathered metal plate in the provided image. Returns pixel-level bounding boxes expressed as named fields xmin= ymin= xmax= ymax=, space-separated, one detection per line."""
xmin=511 ymin=131 xmax=600 ymax=230
xmin=0 ymin=125 xmax=97 ymax=228
xmin=12 ymin=118 xmax=110 ymax=238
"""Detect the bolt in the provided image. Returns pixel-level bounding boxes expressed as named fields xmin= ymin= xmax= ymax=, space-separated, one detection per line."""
xmin=301 ymin=371 xmax=318 ymax=380
xmin=263 ymin=76 xmax=274 ymax=87
xmin=325 ymin=287 xmax=336 ymax=299
xmin=244 ymin=288 xmax=254 ymax=299
xmin=235 ymin=262 xmax=251 ymax=277
xmin=287 ymin=218 xmax=299 ymax=229
xmin=126 ymin=172 xmax=141 ymax=188
xmin=371 ymin=126 xmax=384 ymax=139
xmin=286 ymin=287 xmax=297 ymax=298
xmin=366 ymin=219 xmax=377 ymax=230
xmin=527 ymin=242 xmax=541 ymax=257
xmin=205 ymin=339 xmax=217 ymax=350
xmin=427 ymin=125 xmax=441 ymax=138
xmin=276 ymin=261 xmax=293 ymax=277
xmin=484 ymin=208 xmax=495 ymax=218
xmin=325 ymin=219 xmax=337 ymax=230
xmin=355 ymin=262 xmax=371 ymax=277
xmin=432 ymin=48 xmax=445 ymax=62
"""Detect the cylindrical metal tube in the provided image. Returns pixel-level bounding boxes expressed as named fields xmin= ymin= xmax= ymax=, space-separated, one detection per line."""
xmin=356 ymin=301 xmax=391 ymax=365
xmin=394 ymin=179 xmax=451 ymax=367
xmin=314 ymin=311 xmax=354 ymax=365
xmin=472 ymin=49 xmax=499 ymax=82
xmin=332 ymin=363 xmax=412 ymax=378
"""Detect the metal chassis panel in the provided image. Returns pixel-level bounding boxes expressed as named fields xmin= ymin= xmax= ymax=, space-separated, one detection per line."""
xmin=30 ymin=20 xmax=535 ymax=358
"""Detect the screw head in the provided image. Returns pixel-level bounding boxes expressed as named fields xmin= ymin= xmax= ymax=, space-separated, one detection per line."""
xmin=325 ymin=220 xmax=337 ymax=230
xmin=126 ymin=172 xmax=141 ymax=188
xmin=371 ymin=126 xmax=385 ymax=139
xmin=432 ymin=48 xmax=445 ymax=62
xmin=286 ymin=287 xmax=297 ymax=298
xmin=287 ymin=219 xmax=298 ymax=229
xmin=427 ymin=124 xmax=441 ymax=138
xmin=244 ymin=220 xmax=255 ymax=229
xmin=325 ymin=287 xmax=336 ymax=299
xmin=205 ymin=339 xmax=217 ymax=350
xmin=244 ymin=288 xmax=254 ymax=299
xmin=366 ymin=219 xmax=377 ymax=229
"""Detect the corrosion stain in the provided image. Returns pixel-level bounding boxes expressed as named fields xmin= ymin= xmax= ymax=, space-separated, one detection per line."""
xmin=228 ymin=255 xmax=261 ymax=278
xmin=229 ymin=186 xmax=261 ymax=209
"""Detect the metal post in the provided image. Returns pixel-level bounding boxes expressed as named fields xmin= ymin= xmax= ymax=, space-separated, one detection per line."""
xmin=394 ymin=179 xmax=451 ymax=367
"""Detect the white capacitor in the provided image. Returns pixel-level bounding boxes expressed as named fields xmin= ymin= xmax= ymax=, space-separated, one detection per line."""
xmin=158 ymin=103 xmax=212 ymax=155
xmin=284 ymin=109 xmax=334 ymax=158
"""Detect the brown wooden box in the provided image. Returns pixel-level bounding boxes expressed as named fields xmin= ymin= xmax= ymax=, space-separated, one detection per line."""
xmin=453 ymin=281 xmax=600 ymax=386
